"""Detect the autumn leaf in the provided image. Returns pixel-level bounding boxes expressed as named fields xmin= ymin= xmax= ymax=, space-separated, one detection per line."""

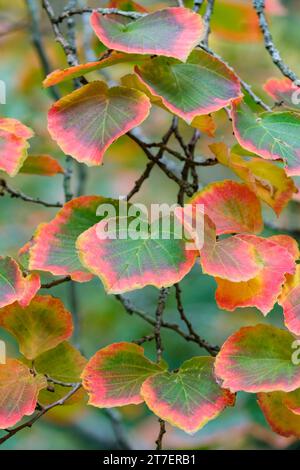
xmin=48 ymin=81 xmax=151 ymax=166
xmin=0 ymin=295 xmax=73 ymax=360
xmin=258 ymin=391 xmax=300 ymax=438
xmin=90 ymin=7 xmax=204 ymax=62
xmin=215 ymin=324 xmax=300 ymax=393
xmin=141 ymin=357 xmax=235 ymax=434
xmin=82 ymin=342 xmax=166 ymax=407
xmin=135 ymin=50 xmax=242 ymax=122
xmin=264 ymin=77 xmax=300 ymax=111
xmin=20 ymin=155 xmax=64 ymax=176
xmin=0 ymin=359 xmax=47 ymax=428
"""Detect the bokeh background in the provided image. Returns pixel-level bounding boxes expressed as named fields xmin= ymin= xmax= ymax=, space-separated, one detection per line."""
xmin=1 ymin=0 xmax=300 ymax=450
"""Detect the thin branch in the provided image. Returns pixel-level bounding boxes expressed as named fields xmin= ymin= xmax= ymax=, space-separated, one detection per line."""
xmin=155 ymin=419 xmax=166 ymax=451
xmin=56 ymin=8 xmax=145 ymax=24
xmin=193 ymin=0 xmax=205 ymax=12
xmin=253 ymin=0 xmax=299 ymax=83
xmin=202 ymin=0 xmax=215 ymax=47
xmin=41 ymin=276 xmax=71 ymax=289
xmin=0 ymin=179 xmax=63 ymax=208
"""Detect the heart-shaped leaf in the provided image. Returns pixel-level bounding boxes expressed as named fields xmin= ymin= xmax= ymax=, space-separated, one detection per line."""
xmin=135 ymin=50 xmax=242 ymax=122
xmin=0 ymin=295 xmax=73 ymax=360
xmin=48 ymin=81 xmax=151 ymax=166
xmin=232 ymin=98 xmax=300 ymax=176
xmin=90 ymin=7 xmax=204 ymax=62
xmin=141 ymin=357 xmax=235 ymax=434
xmin=215 ymin=324 xmax=300 ymax=393
xmin=82 ymin=342 xmax=166 ymax=407
xmin=0 ymin=359 xmax=47 ymax=428
xmin=76 ymin=215 xmax=197 ymax=294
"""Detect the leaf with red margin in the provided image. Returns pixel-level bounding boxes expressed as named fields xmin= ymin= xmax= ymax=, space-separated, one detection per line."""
xmin=141 ymin=357 xmax=235 ymax=434
xmin=135 ymin=50 xmax=242 ymax=123
xmin=200 ymin=215 xmax=263 ymax=281
xmin=0 ymin=257 xmax=25 ymax=308
xmin=210 ymin=142 xmax=297 ymax=216
xmin=215 ymin=324 xmax=300 ymax=393
xmin=215 ymin=234 xmax=295 ymax=315
xmin=232 ymin=98 xmax=300 ymax=176
xmin=43 ymin=52 xmax=147 ymax=88
xmin=0 ymin=295 xmax=73 ymax=360
xmin=264 ymin=78 xmax=300 ymax=111
xmin=48 ymin=81 xmax=151 ymax=166
xmin=190 ymin=180 xmax=263 ymax=235
xmin=90 ymin=7 xmax=204 ymax=62
xmin=0 ymin=117 xmax=34 ymax=176
xmin=19 ymin=273 xmax=41 ymax=308
xmin=282 ymin=388 xmax=300 ymax=415
xmin=0 ymin=359 xmax=47 ymax=429
xmin=32 ymin=342 xmax=87 ymax=405
xmin=29 ymin=196 xmax=120 ymax=282
xmin=76 ymin=215 xmax=197 ymax=294
xmin=269 ymin=234 xmax=299 ymax=260
xmin=81 ymin=342 xmax=166 ymax=407
xmin=258 ymin=392 xmax=300 ymax=438
xmin=121 ymin=73 xmax=217 ymax=136
xmin=278 ymin=265 xmax=300 ymax=335
xmin=20 ymin=155 xmax=64 ymax=176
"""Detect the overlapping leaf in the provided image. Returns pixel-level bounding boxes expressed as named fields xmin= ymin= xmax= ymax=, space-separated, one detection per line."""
xmin=135 ymin=50 xmax=242 ymax=122
xmin=0 ymin=117 xmax=34 ymax=176
xmin=215 ymin=234 xmax=295 ymax=314
xmin=33 ymin=342 xmax=86 ymax=405
xmin=215 ymin=324 xmax=300 ymax=393
xmin=90 ymin=7 xmax=204 ymax=62
xmin=48 ymin=81 xmax=151 ymax=166
xmin=279 ymin=265 xmax=300 ymax=335
xmin=190 ymin=180 xmax=263 ymax=235
xmin=258 ymin=391 xmax=300 ymax=438
xmin=0 ymin=257 xmax=25 ymax=308
xmin=0 ymin=359 xmax=47 ymax=428
xmin=29 ymin=196 xmax=120 ymax=282
xmin=0 ymin=295 xmax=73 ymax=360
xmin=82 ymin=342 xmax=166 ymax=407
xmin=210 ymin=142 xmax=297 ymax=215
xmin=20 ymin=155 xmax=64 ymax=176
xmin=232 ymin=98 xmax=300 ymax=176
xmin=141 ymin=357 xmax=235 ymax=434
xmin=43 ymin=51 xmax=146 ymax=87
xmin=77 ymin=215 xmax=198 ymax=294
xmin=200 ymin=216 xmax=263 ymax=281
xmin=264 ymin=77 xmax=300 ymax=111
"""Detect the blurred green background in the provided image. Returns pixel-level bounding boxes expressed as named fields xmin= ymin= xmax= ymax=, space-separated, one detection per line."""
xmin=1 ymin=0 xmax=300 ymax=450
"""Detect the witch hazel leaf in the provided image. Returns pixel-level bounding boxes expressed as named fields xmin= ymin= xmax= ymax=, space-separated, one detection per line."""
xmin=278 ymin=265 xmax=300 ymax=335
xmin=215 ymin=234 xmax=295 ymax=315
xmin=0 ymin=117 xmax=34 ymax=177
xmin=215 ymin=324 xmax=300 ymax=393
xmin=90 ymin=7 xmax=204 ymax=62
xmin=33 ymin=342 xmax=87 ymax=405
xmin=81 ymin=342 xmax=166 ymax=407
xmin=258 ymin=391 xmax=300 ymax=438
xmin=135 ymin=50 xmax=242 ymax=123
xmin=43 ymin=51 xmax=147 ymax=88
xmin=210 ymin=142 xmax=297 ymax=216
xmin=0 ymin=359 xmax=47 ymax=429
xmin=29 ymin=196 xmax=120 ymax=282
xmin=200 ymin=216 xmax=263 ymax=282
xmin=191 ymin=114 xmax=216 ymax=137
xmin=0 ymin=295 xmax=73 ymax=360
xmin=48 ymin=81 xmax=151 ymax=166
xmin=20 ymin=155 xmax=64 ymax=176
xmin=269 ymin=234 xmax=299 ymax=260
xmin=264 ymin=77 xmax=300 ymax=111
xmin=232 ymin=97 xmax=300 ymax=176
xmin=76 ymin=215 xmax=197 ymax=294
xmin=141 ymin=357 xmax=235 ymax=434
xmin=190 ymin=180 xmax=263 ymax=235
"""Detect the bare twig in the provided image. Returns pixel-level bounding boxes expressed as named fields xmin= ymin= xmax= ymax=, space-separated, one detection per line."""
xmin=0 ymin=179 xmax=63 ymax=208
xmin=41 ymin=276 xmax=71 ymax=289
xmin=56 ymin=8 xmax=145 ymax=24
xmin=253 ymin=0 xmax=299 ymax=83
xmin=202 ymin=0 xmax=215 ymax=47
